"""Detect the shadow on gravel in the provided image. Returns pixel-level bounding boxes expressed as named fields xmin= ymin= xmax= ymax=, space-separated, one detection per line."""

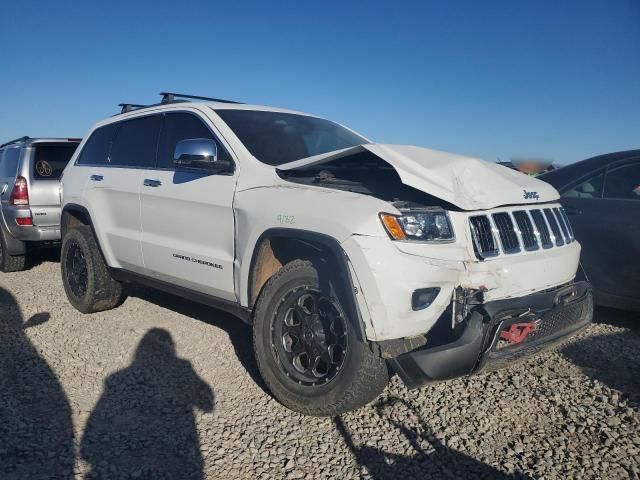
xmin=561 ymin=328 xmax=640 ymax=408
xmin=336 ymin=397 xmax=529 ymax=480
xmin=24 ymin=247 xmax=60 ymax=270
xmin=126 ymin=284 xmax=268 ymax=393
xmin=0 ymin=287 xmax=74 ymax=479
xmin=80 ymin=328 xmax=214 ymax=479
xmin=593 ymin=306 xmax=640 ymax=330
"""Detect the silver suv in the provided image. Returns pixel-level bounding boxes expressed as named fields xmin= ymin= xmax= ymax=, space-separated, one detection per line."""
xmin=0 ymin=136 xmax=80 ymax=271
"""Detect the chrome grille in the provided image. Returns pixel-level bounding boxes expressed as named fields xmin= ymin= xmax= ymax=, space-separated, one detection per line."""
xmin=513 ymin=211 xmax=539 ymax=251
xmin=492 ymin=212 xmax=521 ymax=254
xmin=469 ymin=206 xmax=574 ymax=260
xmin=544 ymin=208 xmax=564 ymax=246
xmin=530 ymin=209 xmax=553 ymax=249
xmin=469 ymin=216 xmax=498 ymax=258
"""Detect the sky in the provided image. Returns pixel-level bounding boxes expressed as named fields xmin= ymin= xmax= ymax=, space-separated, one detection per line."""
xmin=0 ymin=0 xmax=638 ymax=164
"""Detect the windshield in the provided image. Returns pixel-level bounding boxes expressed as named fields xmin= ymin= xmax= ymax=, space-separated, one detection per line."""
xmin=215 ymin=109 xmax=368 ymax=166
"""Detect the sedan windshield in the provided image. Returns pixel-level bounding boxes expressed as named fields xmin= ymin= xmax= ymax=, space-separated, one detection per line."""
xmin=214 ymin=109 xmax=368 ymax=166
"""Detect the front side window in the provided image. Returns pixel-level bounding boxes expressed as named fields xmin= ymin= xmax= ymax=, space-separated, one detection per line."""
xmin=77 ymin=124 xmax=118 ymax=166
xmin=215 ymin=109 xmax=367 ymax=166
xmin=563 ymin=173 xmax=604 ymax=198
xmin=109 ymin=115 xmax=161 ymax=168
xmin=33 ymin=144 xmax=78 ymax=179
xmin=604 ymin=163 xmax=640 ymax=200
xmin=156 ymin=113 xmax=230 ymax=169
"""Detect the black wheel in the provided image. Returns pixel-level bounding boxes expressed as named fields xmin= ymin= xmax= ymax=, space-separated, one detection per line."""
xmin=0 ymin=231 xmax=26 ymax=272
xmin=60 ymin=225 xmax=125 ymax=313
xmin=253 ymin=259 xmax=388 ymax=416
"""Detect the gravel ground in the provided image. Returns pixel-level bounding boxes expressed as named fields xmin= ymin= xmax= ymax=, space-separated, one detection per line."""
xmin=1 ymin=252 xmax=639 ymax=479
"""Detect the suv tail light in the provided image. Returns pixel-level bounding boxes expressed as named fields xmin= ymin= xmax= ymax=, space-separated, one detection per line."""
xmin=9 ymin=176 xmax=29 ymax=206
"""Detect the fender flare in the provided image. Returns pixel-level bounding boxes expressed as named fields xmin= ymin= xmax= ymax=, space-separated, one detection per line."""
xmin=247 ymin=228 xmax=370 ymax=341
xmin=60 ymin=203 xmax=109 ymax=264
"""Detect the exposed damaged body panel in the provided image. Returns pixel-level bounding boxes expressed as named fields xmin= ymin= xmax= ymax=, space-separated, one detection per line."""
xmin=277 ymin=143 xmax=559 ymax=211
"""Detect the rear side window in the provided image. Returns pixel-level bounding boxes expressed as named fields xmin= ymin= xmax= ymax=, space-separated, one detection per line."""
xmin=156 ymin=113 xmax=230 ymax=169
xmin=109 ymin=115 xmax=161 ymax=167
xmin=0 ymin=147 xmax=20 ymax=178
xmin=604 ymin=163 xmax=640 ymax=201
xmin=33 ymin=144 xmax=79 ymax=179
xmin=77 ymin=124 xmax=118 ymax=165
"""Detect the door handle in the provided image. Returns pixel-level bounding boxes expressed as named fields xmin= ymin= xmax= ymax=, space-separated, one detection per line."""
xmin=90 ymin=174 xmax=104 ymax=182
xmin=143 ymin=179 xmax=162 ymax=187
xmin=563 ymin=205 xmax=582 ymax=215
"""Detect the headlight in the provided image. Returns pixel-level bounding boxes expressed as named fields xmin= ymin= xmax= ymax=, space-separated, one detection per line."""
xmin=380 ymin=209 xmax=454 ymax=242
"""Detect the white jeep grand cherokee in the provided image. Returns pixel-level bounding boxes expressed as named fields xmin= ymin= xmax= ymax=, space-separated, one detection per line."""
xmin=60 ymin=92 xmax=593 ymax=416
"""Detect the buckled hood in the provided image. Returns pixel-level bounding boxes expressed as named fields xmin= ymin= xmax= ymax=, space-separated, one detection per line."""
xmin=276 ymin=143 xmax=560 ymax=211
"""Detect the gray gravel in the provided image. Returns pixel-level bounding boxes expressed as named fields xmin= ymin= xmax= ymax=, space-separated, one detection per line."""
xmin=1 ymin=253 xmax=639 ymax=479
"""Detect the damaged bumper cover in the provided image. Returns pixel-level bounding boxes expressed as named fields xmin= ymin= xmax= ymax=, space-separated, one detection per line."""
xmin=389 ymin=281 xmax=593 ymax=389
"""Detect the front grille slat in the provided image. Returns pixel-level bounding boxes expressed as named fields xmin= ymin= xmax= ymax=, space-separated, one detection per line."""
xmin=553 ymin=208 xmax=571 ymax=243
xmin=513 ymin=211 xmax=539 ymax=251
xmin=560 ymin=208 xmax=574 ymax=241
xmin=530 ymin=209 xmax=553 ymax=249
xmin=469 ymin=216 xmax=499 ymax=258
xmin=492 ymin=212 xmax=521 ymax=254
xmin=469 ymin=205 xmax=571 ymax=260
xmin=544 ymin=208 xmax=565 ymax=246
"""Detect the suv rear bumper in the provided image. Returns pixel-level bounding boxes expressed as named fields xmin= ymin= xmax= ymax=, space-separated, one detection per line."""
xmin=389 ymin=281 xmax=593 ymax=389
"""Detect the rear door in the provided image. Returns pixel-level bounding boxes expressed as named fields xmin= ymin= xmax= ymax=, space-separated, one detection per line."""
xmin=27 ymin=142 xmax=79 ymax=227
xmin=79 ymin=116 xmax=160 ymax=272
xmin=139 ymin=111 xmax=237 ymax=301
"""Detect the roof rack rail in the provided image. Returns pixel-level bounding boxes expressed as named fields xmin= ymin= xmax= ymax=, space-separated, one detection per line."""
xmin=0 ymin=136 xmax=29 ymax=148
xmin=160 ymin=92 xmax=242 ymax=105
xmin=119 ymin=103 xmax=149 ymax=114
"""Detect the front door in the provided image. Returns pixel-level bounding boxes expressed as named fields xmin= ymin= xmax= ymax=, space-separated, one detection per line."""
xmin=561 ymin=160 xmax=640 ymax=303
xmin=139 ymin=111 xmax=237 ymax=302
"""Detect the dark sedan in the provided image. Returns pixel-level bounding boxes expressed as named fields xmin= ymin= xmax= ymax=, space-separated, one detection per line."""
xmin=539 ymin=150 xmax=640 ymax=312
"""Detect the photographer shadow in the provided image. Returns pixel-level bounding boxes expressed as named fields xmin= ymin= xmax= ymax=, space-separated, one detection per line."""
xmin=80 ymin=328 xmax=214 ymax=479
xmin=0 ymin=287 xmax=74 ymax=479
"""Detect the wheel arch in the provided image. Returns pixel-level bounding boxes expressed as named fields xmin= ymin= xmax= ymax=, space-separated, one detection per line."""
xmin=246 ymin=228 xmax=369 ymax=340
xmin=61 ymin=204 xmax=110 ymax=267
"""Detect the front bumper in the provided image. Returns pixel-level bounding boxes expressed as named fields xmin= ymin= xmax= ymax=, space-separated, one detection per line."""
xmin=389 ymin=281 xmax=593 ymax=389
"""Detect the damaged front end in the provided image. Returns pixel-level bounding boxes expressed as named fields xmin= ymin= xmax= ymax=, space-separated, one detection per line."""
xmin=388 ymin=281 xmax=593 ymax=389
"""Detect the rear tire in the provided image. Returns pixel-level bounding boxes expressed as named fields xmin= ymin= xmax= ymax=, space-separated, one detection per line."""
xmin=0 ymin=232 xmax=26 ymax=272
xmin=60 ymin=225 xmax=125 ymax=313
xmin=253 ymin=259 xmax=388 ymax=416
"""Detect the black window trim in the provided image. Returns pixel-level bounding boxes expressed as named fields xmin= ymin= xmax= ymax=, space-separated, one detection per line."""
xmin=74 ymin=110 xmax=235 ymax=175
xmin=152 ymin=110 xmax=235 ymax=175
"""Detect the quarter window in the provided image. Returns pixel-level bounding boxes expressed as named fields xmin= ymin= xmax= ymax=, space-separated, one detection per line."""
xmin=604 ymin=163 xmax=640 ymax=201
xmin=109 ymin=115 xmax=161 ymax=168
xmin=33 ymin=144 xmax=78 ymax=179
xmin=77 ymin=124 xmax=118 ymax=165
xmin=156 ymin=113 xmax=230 ymax=170
xmin=563 ymin=173 xmax=604 ymax=199
xmin=0 ymin=148 xmax=20 ymax=177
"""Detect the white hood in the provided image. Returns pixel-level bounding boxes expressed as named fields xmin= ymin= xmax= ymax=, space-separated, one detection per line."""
xmin=277 ymin=143 xmax=559 ymax=211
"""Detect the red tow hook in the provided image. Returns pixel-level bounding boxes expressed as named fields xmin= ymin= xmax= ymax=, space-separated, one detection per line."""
xmin=499 ymin=320 xmax=540 ymax=344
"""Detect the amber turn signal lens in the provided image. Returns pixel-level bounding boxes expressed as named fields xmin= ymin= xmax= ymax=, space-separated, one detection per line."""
xmin=380 ymin=213 xmax=406 ymax=240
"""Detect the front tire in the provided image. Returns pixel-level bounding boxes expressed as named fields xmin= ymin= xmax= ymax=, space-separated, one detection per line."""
xmin=60 ymin=225 xmax=125 ymax=313
xmin=253 ymin=259 xmax=388 ymax=416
